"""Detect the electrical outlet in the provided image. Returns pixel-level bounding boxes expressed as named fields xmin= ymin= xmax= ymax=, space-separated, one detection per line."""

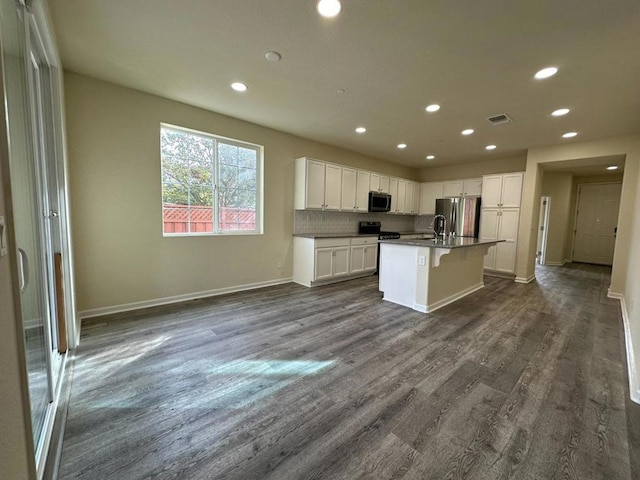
xmin=418 ymin=255 xmax=426 ymax=266
xmin=0 ymin=216 xmax=7 ymax=257
xmin=276 ymin=261 xmax=282 ymax=269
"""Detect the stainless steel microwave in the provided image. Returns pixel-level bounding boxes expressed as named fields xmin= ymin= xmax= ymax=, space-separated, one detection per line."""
xmin=368 ymin=191 xmax=392 ymax=212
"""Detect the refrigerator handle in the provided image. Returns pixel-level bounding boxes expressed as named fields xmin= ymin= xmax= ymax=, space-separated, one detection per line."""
xmin=451 ymin=204 xmax=457 ymax=236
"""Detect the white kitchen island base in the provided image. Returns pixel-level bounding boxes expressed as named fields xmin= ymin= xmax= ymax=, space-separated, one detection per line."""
xmin=379 ymin=239 xmax=499 ymax=313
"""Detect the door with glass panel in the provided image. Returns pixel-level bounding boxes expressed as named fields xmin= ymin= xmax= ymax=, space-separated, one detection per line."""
xmin=0 ymin=0 xmax=65 ymax=468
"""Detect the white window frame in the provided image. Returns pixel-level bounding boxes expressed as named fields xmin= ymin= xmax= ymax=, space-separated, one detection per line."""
xmin=160 ymin=123 xmax=264 ymax=236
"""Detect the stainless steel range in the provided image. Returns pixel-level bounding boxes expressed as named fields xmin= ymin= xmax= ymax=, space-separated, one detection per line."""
xmin=358 ymin=221 xmax=400 ymax=273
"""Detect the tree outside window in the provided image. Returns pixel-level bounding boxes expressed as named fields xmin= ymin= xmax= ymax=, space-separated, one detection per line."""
xmin=160 ymin=125 xmax=262 ymax=235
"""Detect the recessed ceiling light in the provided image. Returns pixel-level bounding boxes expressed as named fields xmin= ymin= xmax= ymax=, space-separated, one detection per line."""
xmin=426 ymin=155 xmax=435 ymax=160
xmin=425 ymin=104 xmax=440 ymax=113
xmin=552 ymin=108 xmax=570 ymax=116
xmin=607 ymin=165 xmax=619 ymax=171
xmin=317 ymin=0 xmax=341 ymax=17
xmin=485 ymin=145 xmax=497 ymax=150
xmin=462 ymin=129 xmax=474 ymax=135
xmin=535 ymin=66 xmax=558 ymax=79
xmin=265 ymin=51 xmax=282 ymax=62
xmin=397 ymin=143 xmax=407 ymax=149
xmin=231 ymin=82 xmax=248 ymax=92
xmin=355 ymin=127 xmax=366 ymax=134
xmin=562 ymin=132 xmax=578 ymax=138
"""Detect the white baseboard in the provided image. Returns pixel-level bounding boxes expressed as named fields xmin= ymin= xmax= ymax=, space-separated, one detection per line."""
xmin=421 ymin=282 xmax=485 ymax=313
xmin=78 ymin=277 xmax=294 ymax=320
xmin=515 ymin=274 xmax=536 ymax=284
xmin=607 ymin=291 xmax=640 ymax=404
xmin=545 ymin=261 xmax=565 ymax=267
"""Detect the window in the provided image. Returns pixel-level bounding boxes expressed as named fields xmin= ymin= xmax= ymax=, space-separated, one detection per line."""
xmin=161 ymin=124 xmax=263 ymax=235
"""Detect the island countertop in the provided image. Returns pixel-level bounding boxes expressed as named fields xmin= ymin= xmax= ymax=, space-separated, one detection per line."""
xmin=378 ymin=237 xmax=504 ymax=249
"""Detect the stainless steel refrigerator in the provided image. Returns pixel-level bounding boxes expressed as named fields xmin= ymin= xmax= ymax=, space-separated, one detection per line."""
xmin=435 ymin=197 xmax=482 ymax=238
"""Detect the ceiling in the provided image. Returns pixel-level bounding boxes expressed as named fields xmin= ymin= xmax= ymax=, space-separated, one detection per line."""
xmin=48 ymin=0 xmax=640 ymax=169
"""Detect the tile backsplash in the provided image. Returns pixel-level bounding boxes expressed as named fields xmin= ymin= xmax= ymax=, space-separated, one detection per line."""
xmin=294 ymin=210 xmax=435 ymax=235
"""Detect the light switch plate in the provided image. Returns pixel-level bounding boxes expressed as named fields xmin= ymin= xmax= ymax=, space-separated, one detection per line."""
xmin=0 ymin=216 xmax=7 ymax=257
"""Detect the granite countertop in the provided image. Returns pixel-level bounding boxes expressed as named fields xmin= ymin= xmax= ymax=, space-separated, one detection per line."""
xmin=293 ymin=233 xmax=379 ymax=239
xmin=293 ymin=231 xmax=435 ymax=239
xmin=379 ymin=237 xmax=504 ymax=249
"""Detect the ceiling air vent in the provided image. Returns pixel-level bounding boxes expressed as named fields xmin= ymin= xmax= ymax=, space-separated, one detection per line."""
xmin=487 ymin=113 xmax=513 ymax=125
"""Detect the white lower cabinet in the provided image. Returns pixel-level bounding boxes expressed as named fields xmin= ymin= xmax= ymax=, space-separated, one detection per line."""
xmin=480 ymin=207 xmax=520 ymax=274
xmin=293 ymin=236 xmax=378 ymax=287
xmin=350 ymin=238 xmax=378 ymax=274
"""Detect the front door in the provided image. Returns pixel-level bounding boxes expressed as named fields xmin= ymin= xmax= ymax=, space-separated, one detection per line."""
xmin=573 ymin=183 xmax=621 ymax=265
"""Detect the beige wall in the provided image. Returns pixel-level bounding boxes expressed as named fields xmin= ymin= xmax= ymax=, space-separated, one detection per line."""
xmin=516 ymin=134 xmax=640 ymax=398
xmin=418 ymin=155 xmax=526 ymax=181
xmin=0 ymin=143 xmax=35 ymax=479
xmin=540 ymin=172 xmax=573 ymax=264
xmin=64 ymin=72 xmax=417 ymax=313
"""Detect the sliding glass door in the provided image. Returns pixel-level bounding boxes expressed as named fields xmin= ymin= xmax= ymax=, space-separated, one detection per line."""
xmin=0 ymin=0 xmax=69 ymax=472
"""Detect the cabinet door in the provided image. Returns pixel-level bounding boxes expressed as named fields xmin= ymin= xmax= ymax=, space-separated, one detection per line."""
xmin=324 ymin=164 xmax=342 ymax=210
xmin=495 ymin=242 xmax=517 ymax=273
xmin=389 ymin=178 xmax=398 ymax=208
xmin=479 ymin=208 xmax=500 ymax=240
xmin=379 ymin=176 xmax=390 ymax=193
xmin=463 ymin=178 xmax=483 ymax=196
xmin=481 ymin=175 xmax=503 ymax=208
xmin=396 ymin=180 xmax=406 ymax=213
xmin=305 ymin=159 xmax=326 ymax=209
xmin=314 ymin=248 xmax=334 ymax=280
xmin=498 ymin=208 xmax=520 ymax=242
xmin=363 ymin=245 xmax=378 ymax=271
xmin=341 ymin=167 xmax=357 ymax=211
xmin=405 ymin=182 xmax=414 ymax=214
xmin=350 ymin=245 xmax=365 ymax=273
xmin=355 ymin=171 xmax=370 ymax=212
xmin=419 ymin=182 xmax=444 ymax=215
xmin=484 ymin=244 xmax=497 ymax=270
xmin=370 ymin=173 xmax=381 ymax=192
xmin=501 ymin=173 xmax=524 ymax=208
xmin=332 ymin=247 xmax=350 ymax=277
xmin=443 ymin=180 xmax=463 ymax=197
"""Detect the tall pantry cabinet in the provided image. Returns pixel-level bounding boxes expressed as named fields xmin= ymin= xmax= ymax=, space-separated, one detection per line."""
xmin=479 ymin=173 xmax=524 ymax=275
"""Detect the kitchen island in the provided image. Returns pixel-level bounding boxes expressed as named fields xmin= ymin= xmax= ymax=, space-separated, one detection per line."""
xmin=378 ymin=237 xmax=503 ymax=313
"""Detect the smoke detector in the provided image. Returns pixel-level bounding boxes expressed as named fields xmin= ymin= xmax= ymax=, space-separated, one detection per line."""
xmin=487 ymin=113 xmax=513 ymax=125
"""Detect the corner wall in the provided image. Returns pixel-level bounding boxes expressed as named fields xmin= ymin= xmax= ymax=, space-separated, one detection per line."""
xmin=540 ymin=172 xmax=573 ymax=265
xmin=64 ymin=72 xmax=417 ymax=315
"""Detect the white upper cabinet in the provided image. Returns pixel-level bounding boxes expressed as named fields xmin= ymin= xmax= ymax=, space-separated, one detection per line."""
xmin=443 ymin=178 xmax=482 ymax=197
xmin=370 ymin=173 xmax=390 ymax=193
xmin=443 ymin=180 xmax=463 ymax=197
xmin=341 ymin=167 xmax=357 ymax=211
xmin=355 ymin=170 xmax=370 ymax=212
xmin=396 ymin=179 xmax=407 ymax=214
xmin=379 ymin=175 xmax=390 ymax=193
xmin=419 ymin=182 xmax=444 ymax=215
xmin=463 ymin=178 xmax=483 ymax=196
xmin=295 ymin=157 xmax=342 ymax=210
xmin=389 ymin=177 xmax=398 ymax=210
xmin=481 ymin=173 xmax=523 ymax=208
xmin=324 ymin=164 xmax=342 ymax=210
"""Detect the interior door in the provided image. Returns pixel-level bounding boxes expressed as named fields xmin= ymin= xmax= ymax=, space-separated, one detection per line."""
xmin=573 ymin=183 xmax=621 ymax=265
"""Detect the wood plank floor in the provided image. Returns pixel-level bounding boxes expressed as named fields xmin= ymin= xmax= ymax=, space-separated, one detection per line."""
xmin=58 ymin=263 xmax=640 ymax=479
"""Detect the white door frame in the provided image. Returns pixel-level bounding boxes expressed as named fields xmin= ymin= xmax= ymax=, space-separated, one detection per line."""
xmin=536 ymin=196 xmax=550 ymax=265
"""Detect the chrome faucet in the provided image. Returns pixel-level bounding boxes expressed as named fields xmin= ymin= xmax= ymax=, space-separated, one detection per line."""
xmin=433 ymin=214 xmax=447 ymax=241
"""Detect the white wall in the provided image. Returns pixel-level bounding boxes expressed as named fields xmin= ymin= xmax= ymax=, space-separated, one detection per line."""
xmin=64 ymin=72 xmax=418 ymax=316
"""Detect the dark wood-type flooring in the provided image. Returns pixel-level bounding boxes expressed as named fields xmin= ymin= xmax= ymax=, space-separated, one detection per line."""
xmin=58 ymin=264 xmax=640 ymax=479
